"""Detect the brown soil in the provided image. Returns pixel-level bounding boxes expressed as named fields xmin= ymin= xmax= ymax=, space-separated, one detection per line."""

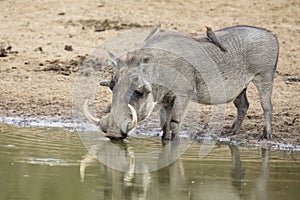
xmin=0 ymin=0 xmax=299 ymax=146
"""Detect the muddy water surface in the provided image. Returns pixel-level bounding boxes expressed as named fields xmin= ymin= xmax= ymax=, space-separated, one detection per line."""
xmin=0 ymin=124 xmax=299 ymax=200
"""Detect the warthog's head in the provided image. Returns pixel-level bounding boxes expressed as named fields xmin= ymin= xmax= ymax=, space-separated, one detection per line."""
xmin=84 ymin=50 xmax=158 ymax=139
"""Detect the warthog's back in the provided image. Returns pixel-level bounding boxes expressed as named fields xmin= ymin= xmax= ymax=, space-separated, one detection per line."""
xmin=143 ymin=25 xmax=278 ymax=104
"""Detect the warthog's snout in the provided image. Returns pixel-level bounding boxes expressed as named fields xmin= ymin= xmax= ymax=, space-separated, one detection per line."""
xmin=83 ymin=100 xmax=137 ymax=140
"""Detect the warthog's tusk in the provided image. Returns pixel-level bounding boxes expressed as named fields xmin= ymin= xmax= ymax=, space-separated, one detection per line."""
xmin=83 ymin=100 xmax=100 ymax=123
xmin=128 ymin=104 xmax=137 ymax=130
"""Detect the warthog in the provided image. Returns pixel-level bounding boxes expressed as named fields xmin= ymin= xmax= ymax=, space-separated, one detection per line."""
xmin=84 ymin=25 xmax=279 ymax=140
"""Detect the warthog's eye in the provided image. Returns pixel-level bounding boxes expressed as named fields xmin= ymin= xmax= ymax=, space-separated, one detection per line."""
xmin=132 ymin=75 xmax=139 ymax=82
xmin=141 ymin=56 xmax=151 ymax=64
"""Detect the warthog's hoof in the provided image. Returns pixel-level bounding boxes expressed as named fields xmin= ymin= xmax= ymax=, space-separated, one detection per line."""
xmin=161 ymin=134 xmax=180 ymax=143
xmin=161 ymin=135 xmax=171 ymax=141
xmin=221 ymin=129 xmax=238 ymax=136
xmin=259 ymin=133 xmax=272 ymax=141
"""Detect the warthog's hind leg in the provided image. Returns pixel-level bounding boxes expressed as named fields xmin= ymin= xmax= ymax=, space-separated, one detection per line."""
xmin=230 ymin=88 xmax=249 ymax=134
xmin=253 ymin=75 xmax=274 ymax=140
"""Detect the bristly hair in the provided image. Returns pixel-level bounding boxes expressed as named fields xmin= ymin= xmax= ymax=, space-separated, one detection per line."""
xmin=125 ymin=51 xmax=137 ymax=65
xmin=219 ymin=25 xmax=272 ymax=33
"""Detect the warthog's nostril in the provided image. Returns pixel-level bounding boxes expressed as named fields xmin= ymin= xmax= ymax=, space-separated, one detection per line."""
xmin=132 ymin=75 xmax=139 ymax=82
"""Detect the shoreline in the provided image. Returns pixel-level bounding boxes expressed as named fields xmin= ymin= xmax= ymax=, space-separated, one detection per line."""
xmin=2 ymin=115 xmax=300 ymax=152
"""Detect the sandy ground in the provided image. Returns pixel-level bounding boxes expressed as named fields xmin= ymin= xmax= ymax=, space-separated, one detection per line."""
xmin=0 ymin=0 xmax=299 ymax=146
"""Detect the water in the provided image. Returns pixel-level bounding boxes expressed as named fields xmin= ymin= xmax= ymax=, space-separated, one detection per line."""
xmin=0 ymin=123 xmax=300 ymax=200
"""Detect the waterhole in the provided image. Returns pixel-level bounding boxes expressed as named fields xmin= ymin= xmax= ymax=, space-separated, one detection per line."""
xmin=0 ymin=123 xmax=299 ymax=200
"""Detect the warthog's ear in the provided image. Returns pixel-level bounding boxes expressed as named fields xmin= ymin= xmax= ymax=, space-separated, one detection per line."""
xmin=108 ymin=51 xmax=123 ymax=69
xmin=144 ymin=27 xmax=160 ymax=42
xmin=100 ymin=80 xmax=111 ymax=87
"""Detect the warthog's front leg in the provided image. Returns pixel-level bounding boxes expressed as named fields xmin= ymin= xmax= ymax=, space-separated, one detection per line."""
xmin=160 ymin=110 xmax=180 ymax=141
xmin=160 ymin=96 xmax=183 ymax=142
xmin=170 ymin=119 xmax=180 ymax=141
xmin=160 ymin=94 xmax=180 ymax=141
xmin=160 ymin=101 xmax=173 ymax=141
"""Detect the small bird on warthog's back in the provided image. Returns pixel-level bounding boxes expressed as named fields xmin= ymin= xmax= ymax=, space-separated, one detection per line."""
xmin=204 ymin=26 xmax=227 ymax=52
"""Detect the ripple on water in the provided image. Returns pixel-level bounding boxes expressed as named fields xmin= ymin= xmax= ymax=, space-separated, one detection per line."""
xmin=0 ymin=123 xmax=85 ymax=166
xmin=22 ymin=157 xmax=79 ymax=167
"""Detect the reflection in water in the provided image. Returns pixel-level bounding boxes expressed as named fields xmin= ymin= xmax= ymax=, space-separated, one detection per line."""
xmin=250 ymin=148 xmax=269 ymax=200
xmin=1 ymin=124 xmax=300 ymax=200
xmin=80 ymin=141 xmax=187 ymax=200
xmin=230 ymin=144 xmax=245 ymax=196
xmin=79 ymin=141 xmax=279 ymax=200
xmin=229 ymin=145 xmax=270 ymax=200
